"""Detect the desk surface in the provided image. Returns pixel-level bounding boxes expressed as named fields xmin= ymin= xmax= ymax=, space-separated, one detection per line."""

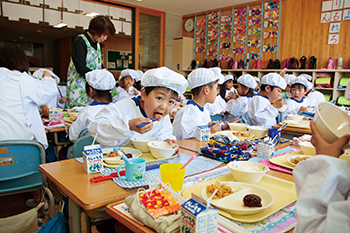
xmin=39 ymin=148 xmax=197 ymax=211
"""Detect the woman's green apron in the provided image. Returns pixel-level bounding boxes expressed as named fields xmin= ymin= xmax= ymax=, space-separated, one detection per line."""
xmin=67 ymin=34 xmax=102 ymax=108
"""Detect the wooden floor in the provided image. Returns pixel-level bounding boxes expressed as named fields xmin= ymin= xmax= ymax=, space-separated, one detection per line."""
xmin=0 ymin=191 xmax=99 ymax=233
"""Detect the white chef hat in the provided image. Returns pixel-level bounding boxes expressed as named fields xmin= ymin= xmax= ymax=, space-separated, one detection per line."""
xmin=86 ymin=69 xmax=116 ymax=90
xmin=261 ymin=73 xmax=287 ymax=90
xmin=135 ymin=70 xmax=144 ymax=82
xmin=306 ymin=80 xmax=313 ymax=91
xmin=237 ymin=74 xmax=257 ymax=89
xmin=290 ymin=75 xmax=309 ymax=89
xmin=224 ymin=75 xmax=234 ymax=83
xmin=141 ymin=67 xmax=188 ymax=96
xmin=119 ymin=69 xmax=139 ymax=81
xmin=298 ymin=73 xmax=313 ymax=82
xmin=254 ymin=77 xmax=260 ymax=83
xmin=187 ymin=67 xmax=221 ymax=89
xmin=32 ymin=69 xmax=60 ymax=84
xmin=284 ymin=74 xmax=296 ymax=86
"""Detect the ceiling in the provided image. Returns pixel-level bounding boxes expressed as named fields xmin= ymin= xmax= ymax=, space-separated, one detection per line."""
xmin=110 ymin=0 xmax=256 ymax=16
xmin=0 ymin=0 xmax=256 ymax=44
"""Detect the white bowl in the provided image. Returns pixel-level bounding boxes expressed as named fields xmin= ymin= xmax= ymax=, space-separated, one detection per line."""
xmin=286 ymin=155 xmax=312 ymax=166
xmin=147 ymin=141 xmax=179 ymax=159
xmin=314 ymin=102 xmax=350 ymax=149
xmin=247 ymin=126 xmax=268 ymax=137
xmin=130 ymin=137 xmax=158 ymax=152
xmin=102 ymin=147 xmax=142 ymax=164
xmin=287 ymin=114 xmax=304 ymax=123
xmin=229 ymin=123 xmax=249 ymax=131
xmin=227 ymin=161 xmax=269 ymax=184
xmin=201 ymin=181 xmax=274 ymax=215
xmin=299 ymin=141 xmax=316 ymax=155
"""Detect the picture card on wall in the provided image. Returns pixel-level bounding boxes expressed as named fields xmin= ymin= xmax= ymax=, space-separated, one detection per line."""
xmin=328 ymin=34 xmax=340 ymax=44
xmin=343 ymin=9 xmax=350 ymax=20
xmin=332 ymin=0 xmax=344 ymax=10
xmin=329 ymin=23 xmax=341 ymax=33
xmin=322 ymin=1 xmax=332 ymax=11
xmin=345 ymin=0 xmax=350 ymax=8
xmin=331 ymin=10 xmax=342 ymax=21
xmin=321 ymin=12 xmax=331 ymax=23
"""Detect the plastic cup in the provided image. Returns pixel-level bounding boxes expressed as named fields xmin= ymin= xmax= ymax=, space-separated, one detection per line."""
xmin=268 ymin=128 xmax=281 ymax=145
xmin=160 ymin=163 xmax=185 ymax=191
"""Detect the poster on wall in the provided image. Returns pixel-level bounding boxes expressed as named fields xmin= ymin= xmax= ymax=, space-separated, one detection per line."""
xmin=107 ymin=50 xmax=132 ymax=71
xmin=328 ymin=34 xmax=340 ymax=44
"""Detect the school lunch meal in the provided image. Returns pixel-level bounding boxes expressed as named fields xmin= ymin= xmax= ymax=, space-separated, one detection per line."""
xmin=290 ymin=156 xmax=310 ymax=165
xmin=103 ymin=150 xmax=132 ymax=158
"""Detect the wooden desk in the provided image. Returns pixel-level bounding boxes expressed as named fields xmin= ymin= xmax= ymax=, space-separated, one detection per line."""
xmin=272 ymin=125 xmax=311 ymax=135
xmin=39 ymin=148 xmax=197 ymax=233
xmin=177 ymin=139 xmax=208 ymax=153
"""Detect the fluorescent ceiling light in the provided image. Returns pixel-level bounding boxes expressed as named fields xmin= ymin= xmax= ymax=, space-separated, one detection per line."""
xmin=136 ymin=0 xmax=143 ymax=1
xmin=53 ymin=22 xmax=67 ymax=28
xmin=86 ymin=12 xmax=99 ymax=17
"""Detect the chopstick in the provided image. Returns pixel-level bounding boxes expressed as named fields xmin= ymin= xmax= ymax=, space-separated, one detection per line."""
xmin=136 ymin=116 xmax=161 ymax=128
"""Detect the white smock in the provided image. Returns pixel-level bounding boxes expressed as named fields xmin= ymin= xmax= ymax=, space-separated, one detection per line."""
xmin=247 ymin=94 xmax=278 ymax=128
xmin=204 ymin=94 xmax=227 ymax=115
xmin=173 ymin=100 xmax=212 ymax=140
xmin=88 ymin=96 xmax=175 ymax=148
xmin=112 ymin=86 xmax=139 ymax=103
xmin=40 ymin=76 xmax=65 ymax=109
xmin=225 ymin=87 xmax=236 ymax=98
xmin=293 ymin=155 xmax=350 ymax=233
xmin=69 ymin=103 xmax=108 ymax=142
xmin=226 ymin=96 xmax=252 ymax=120
xmin=0 ymin=68 xmax=58 ymax=149
xmin=307 ymin=90 xmax=326 ymax=107
xmin=281 ymin=97 xmax=310 ymax=121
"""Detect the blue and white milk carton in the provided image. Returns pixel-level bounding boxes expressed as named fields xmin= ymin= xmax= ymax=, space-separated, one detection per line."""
xmin=181 ymin=193 xmax=218 ymax=233
xmin=257 ymin=138 xmax=275 ymax=160
xmin=83 ymin=144 xmax=103 ymax=174
xmin=195 ymin=125 xmax=210 ymax=142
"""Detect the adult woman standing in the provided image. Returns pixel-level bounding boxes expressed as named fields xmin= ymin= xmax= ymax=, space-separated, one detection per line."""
xmin=67 ymin=15 xmax=116 ymax=108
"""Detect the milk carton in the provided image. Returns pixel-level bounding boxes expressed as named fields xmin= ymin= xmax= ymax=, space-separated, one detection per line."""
xmin=195 ymin=125 xmax=210 ymax=142
xmin=83 ymin=144 xmax=103 ymax=174
xmin=181 ymin=193 xmax=218 ymax=233
xmin=257 ymin=139 xmax=275 ymax=160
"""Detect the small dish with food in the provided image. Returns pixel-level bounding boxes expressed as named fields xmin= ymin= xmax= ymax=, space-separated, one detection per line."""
xmin=103 ymin=147 xmax=142 ymax=164
xmin=286 ymin=155 xmax=312 ymax=166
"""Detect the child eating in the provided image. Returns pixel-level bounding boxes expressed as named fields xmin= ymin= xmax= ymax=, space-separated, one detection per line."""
xmin=173 ymin=68 xmax=229 ymax=140
xmin=88 ymin=67 xmax=187 ymax=148
xmin=113 ymin=69 xmax=139 ymax=102
xmin=219 ymin=74 xmax=236 ymax=101
xmin=281 ymin=75 xmax=310 ymax=121
xmin=247 ymin=73 xmax=286 ymax=127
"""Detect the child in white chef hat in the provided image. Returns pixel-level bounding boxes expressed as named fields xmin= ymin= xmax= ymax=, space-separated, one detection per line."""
xmin=112 ymin=69 xmax=140 ymax=102
xmin=247 ymin=73 xmax=286 ymax=128
xmin=219 ymin=74 xmax=236 ymax=101
xmin=69 ymin=69 xmax=116 ymax=143
xmin=281 ymin=75 xmax=310 ymax=121
xmin=226 ymin=74 xmax=257 ymax=121
xmin=173 ymin=67 xmax=229 ymax=140
xmin=300 ymin=73 xmax=326 ymax=107
xmin=88 ymin=67 xmax=188 ymax=148
xmin=254 ymin=76 xmax=260 ymax=94
xmin=32 ymin=69 xmax=66 ymax=116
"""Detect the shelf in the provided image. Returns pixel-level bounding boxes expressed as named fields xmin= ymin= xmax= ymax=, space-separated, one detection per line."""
xmin=314 ymin=87 xmax=333 ymax=90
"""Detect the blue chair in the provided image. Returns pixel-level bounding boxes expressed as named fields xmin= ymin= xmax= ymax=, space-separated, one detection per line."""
xmin=210 ymin=114 xmax=224 ymax=121
xmin=78 ymin=128 xmax=90 ymax=138
xmin=72 ymin=134 xmax=99 ymax=158
xmin=0 ymin=140 xmax=55 ymax=218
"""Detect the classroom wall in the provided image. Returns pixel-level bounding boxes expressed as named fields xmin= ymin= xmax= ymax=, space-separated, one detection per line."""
xmin=165 ymin=13 xmax=183 ymax=69
xmin=182 ymin=0 xmax=350 ymax=69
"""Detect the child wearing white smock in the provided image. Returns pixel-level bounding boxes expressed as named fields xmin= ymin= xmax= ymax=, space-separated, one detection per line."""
xmin=219 ymin=74 xmax=236 ymax=101
xmin=281 ymin=76 xmax=310 ymax=121
xmin=247 ymin=73 xmax=286 ymax=128
xmin=293 ymin=120 xmax=350 ymax=233
xmin=299 ymin=74 xmax=326 ymax=107
xmin=32 ymin=69 xmax=67 ymax=116
xmin=69 ymin=69 xmax=116 ymax=142
xmin=205 ymin=73 xmax=227 ymax=116
xmin=112 ymin=69 xmax=140 ymax=102
xmin=173 ymin=68 xmax=229 ymax=140
xmin=89 ymin=67 xmax=187 ymax=148
xmin=226 ymin=74 xmax=257 ymax=121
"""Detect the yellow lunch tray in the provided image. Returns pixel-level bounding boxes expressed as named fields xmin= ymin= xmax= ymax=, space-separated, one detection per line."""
xmin=211 ymin=130 xmax=266 ymax=141
xmin=182 ymin=174 xmax=297 ymax=223
xmin=269 ymin=151 xmax=314 ymax=170
xmin=281 ymin=120 xmax=310 ymax=129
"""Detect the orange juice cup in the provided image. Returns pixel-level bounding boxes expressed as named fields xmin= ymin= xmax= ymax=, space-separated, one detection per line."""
xmin=160 ymin=163 xmax=185 ymax=191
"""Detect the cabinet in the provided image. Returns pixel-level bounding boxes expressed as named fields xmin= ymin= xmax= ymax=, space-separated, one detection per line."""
xmin=171 ymin=37 xmax=194 ymax=71
xmin=178 ymin=69 xmax=350 ymax=102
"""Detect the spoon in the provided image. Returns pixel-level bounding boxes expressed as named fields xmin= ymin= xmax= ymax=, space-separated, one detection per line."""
xmin=278 ymin=122 xmax=289 ymax=130
xmin=206 ymin=188 xmax=218 ymax=207
xmin=113 ymin=147 xmax=132 ymax=164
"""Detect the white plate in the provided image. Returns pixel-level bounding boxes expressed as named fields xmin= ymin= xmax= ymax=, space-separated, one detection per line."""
xmin=201 ymin=182 xmax=274 ymax=215
xmin=102 ymin=147 xmax=142 ymax=164
xmin=231 ymin=131 xmax=255 ymax=140
xmin=286 ymin=155 xmax=313 ymax=166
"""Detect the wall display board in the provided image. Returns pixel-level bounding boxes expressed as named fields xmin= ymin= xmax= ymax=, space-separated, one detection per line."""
xmin=246 ymin=3 xmax=263 ymax=69
xmin=219 ymin=9 xmax=233 ymax=69
xmin=107 ymin=50 xmax=132 ymax=71
xmin=195 ymin=15 xmax=207 ymax=66
xmin=206 ymin=11 xmax=220 ymax=67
